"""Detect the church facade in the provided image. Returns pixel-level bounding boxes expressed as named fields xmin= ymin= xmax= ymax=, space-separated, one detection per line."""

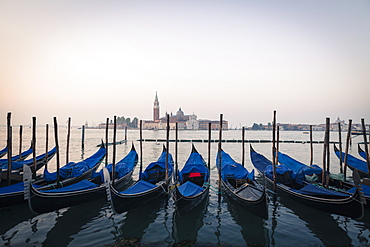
xmin=142 ymin=93 xmax=228 ymax=130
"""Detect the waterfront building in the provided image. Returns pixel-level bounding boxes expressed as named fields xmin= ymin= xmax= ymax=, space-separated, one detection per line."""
xmin=142 ymin=93 xmax=228 ymax=130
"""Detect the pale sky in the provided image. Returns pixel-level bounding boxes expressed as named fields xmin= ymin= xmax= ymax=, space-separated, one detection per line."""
xmin=1 ymin=0 xmax=369 ymax=128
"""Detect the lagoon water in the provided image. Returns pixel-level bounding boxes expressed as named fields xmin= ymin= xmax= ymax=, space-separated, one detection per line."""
xmin=0 ymin=126 xmax=369 ymax=246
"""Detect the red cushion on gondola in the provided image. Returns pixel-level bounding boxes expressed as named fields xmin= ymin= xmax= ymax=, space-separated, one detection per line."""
xmin=189 ymin=172 xmax=201 ymax=177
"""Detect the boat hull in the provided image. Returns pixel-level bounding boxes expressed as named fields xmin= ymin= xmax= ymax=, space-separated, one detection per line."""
xmin=110 ymin=180 xmax=171 ymax=213
xmin=174 ymin=186 xmax=209 ymax=215
xmin=221 ymin=180 xmax=268 ymax=219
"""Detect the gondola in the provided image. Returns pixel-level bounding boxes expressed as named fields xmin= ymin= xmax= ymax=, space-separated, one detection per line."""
xmin=0 ymin=147 xmax=57 ymax=185
xmin=25 ymin=144 xmax=138 ymax=214
xmin=250 ymin=145 xmax=365 ymax=219
xmin=334 ymin=144 xmax=369 ymax=178
xmin=0 ymin=145 xmax=104 ymax=208
xmin=216 ymin=149 xmax=268 ymax=218
xmin=358 ymin=144 xmax=368 ymax=161
xmin=106 ymin=145 xmax=173 ymax=213
xmin=173 ymin=144 xmax=209 ymax=215
xmin=277 ymin=148 xmax=370 ymax=207
xmin=0 ymin=145 xmax=33 ymax=165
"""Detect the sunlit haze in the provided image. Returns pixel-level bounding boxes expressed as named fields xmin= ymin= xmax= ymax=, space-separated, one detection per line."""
xmin=1 ymin=0 xmax=369 ymax=128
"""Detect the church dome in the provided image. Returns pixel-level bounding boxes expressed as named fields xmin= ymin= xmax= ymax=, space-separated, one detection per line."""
xmin=176 ymin=107 xmax=184 ymax=116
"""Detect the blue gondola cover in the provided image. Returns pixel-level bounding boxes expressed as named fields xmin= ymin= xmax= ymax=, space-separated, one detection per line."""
xmin=290 ymin=184 xmax=348 ymax=197
xmin=177 ymin=181 xmax=204 ymax=197
xmin=43 ymin=147 xmax=105 ymax=181
xmin=42 ymin=180 xmax=98 ymax=193
xmin=121 ymin=180 xmax=156 ymax=194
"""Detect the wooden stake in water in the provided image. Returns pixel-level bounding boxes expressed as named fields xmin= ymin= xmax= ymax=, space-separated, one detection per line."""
xmin=272 ymin=110 xmax=277 ymax=192
xmin=321 ymin=118 xmax=329 ymax=187
xmin=208 ymin=122 xmax=211 ymax=171
xmin=105 ymin=118 xmax=109 ymax=166
xmin=125 ymin=126 xmax=127 ymax=144
xmin=19 ymin=125 xmax=23 ymax=157
xmin=7 ymin=112 xmax=12 ymax=186
xmin=242 ymin=127 xmax=245 ymax=167
xmin=218 ymin=114 xmax=223 ymax=189
xmin=81 ymin=125 xmax=85 ymax=150
xmin=45 ymin=124 xmax=49 ymax=170
xmin=54 ymin=117 xmax=61 ymax=188
xmin=338 ymin=122 xmax=343 ymax=173
xmin=326 ymin=118 xmax=330 ymax=175
xmin=165 ymin=114 xmax=169 ymax=182
xmin=175 ymin=122 xmax=178 ymax=180
xmin=309 ymin=125 xmax=313 ymax=167
xmin=276 ymin=125 xmax=280 ymax=168
xmin=139 ymin=120 xmax=143 ymax=180
xmin=112 ymin=116 xmax=117 ymax=186
xmin=361 ymin=118 xmax=370 ymax=178
xmin=66 ymin=117 xmax=71 ymax=164
xmin=344 ymin=119 xmax=352 ymax=181
xmin=31 ymin=117 xmax=37 ymax=177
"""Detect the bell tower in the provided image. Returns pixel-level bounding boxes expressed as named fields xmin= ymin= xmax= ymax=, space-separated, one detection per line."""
xmin=153 ymin=92 xmax=159 ymax=122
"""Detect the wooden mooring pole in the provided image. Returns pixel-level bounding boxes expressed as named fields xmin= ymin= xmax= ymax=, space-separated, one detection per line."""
xmin=81 ymin=125 xmax=85 ymax=150
xmin=105 ymin=118 xmax=109 ymax=166
xmin=31 ymin=117 xmax=37 ymax=177
xmin=309 ymin=125 xmax=313 ymax=166
xmin=19 ymin=125 xmax=22 ymax=158
xmin=165 ymin=114 xmax=169 ymax=182
xmin=361 ymin=118 xmax=370 ymax=178
xmin=218 ymin=114 xmax=223 ymax=189
xmin=272 ymin=110 xmax=277 ymax=192
xmin=139 ymin=120 xmax=143 ymax=180
xmin=7 ymin=112 xmax=12 ymax=186
xmin=208 ymin=122 xmax=211 ymax=171
xmin=242 ymin=127 xmax=245 ymax=167
xmin=45 ymin=124 xmax=49 ymax=170
xmin=343 ymin=119 xmax=352 ymax=181
xmin=54 ymin=117 xmax=61 ymax=188
xmin=66 ymin=117 xmax=71 ymax=164
xmin=338 ymin=122 xmax=343 ymax=173
xmin=112 ymin=116 xmax=117 ymax=186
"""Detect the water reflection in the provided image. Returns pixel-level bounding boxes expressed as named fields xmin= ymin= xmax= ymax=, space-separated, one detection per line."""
xmin=42 ymin=197 xmax=107 ymax=246
xmin=113 ymin=196 xmax=167 ymax=244
xmin=172 ymin=196 xmax=208 ymax=243
xmin=0 ymin=204 xmax=36 ymax=245
xmin=278 ymin=194 xmax=352 ymax=246
xmin=226 ymin=194 xmax=269 ymax=246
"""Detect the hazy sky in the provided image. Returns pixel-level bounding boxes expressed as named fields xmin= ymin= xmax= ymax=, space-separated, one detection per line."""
xmin=1 ymin=0 xmax=369 ymax=128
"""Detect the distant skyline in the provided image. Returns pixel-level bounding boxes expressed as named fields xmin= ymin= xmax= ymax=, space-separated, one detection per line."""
xmin=1 ymin=0 xmax=370 ymax=128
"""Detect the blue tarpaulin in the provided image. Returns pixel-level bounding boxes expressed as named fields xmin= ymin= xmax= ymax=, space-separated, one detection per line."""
xmin=141 ymin=150 xmax=174 ymax=181
xmin=178 ymin=150 xmax=209 ymax=183
xmin=278 ymin=152 xmax=322 ymax=176
xmin=0 ymin=147 xmax=33 ymax=164
xmin=0 ymin=182 xmax=41 ymax=194
xmin=120 ymin=180 xmax=156 ymax=194
xmin=177 ymin=181 xmax=204 ymax=197
xmin=216 ymin=150 xmax=254 ymax=181
xmin=1 ymin=147 xmax=57 ymax=170
xmin=92 ymin=149 xmax=138 ymax=181
xmin=290 ymin=183 xmax=349 ymax=197
xmin=42 ymin=180 xmax=98 ymax=193
xmin=43 ymin=147 xmax=105 ymax=181
xmin=335 ymin=149 xmax=368 ymax=174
